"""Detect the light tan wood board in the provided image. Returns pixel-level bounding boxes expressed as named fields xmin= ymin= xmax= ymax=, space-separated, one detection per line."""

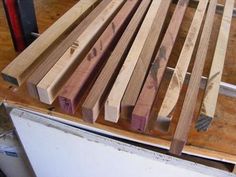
xmin=37 ymin=0 xmax=125 ymax=104
xmin=169 ymin=0 xmax=217 ymax=155
xmin=105 ymin=0 xmax=162 ymax=123
xmin=198 ymin=0 xmax=235 ymax=130
xmin=1 ymin=0 xmax=101 ymax=86
xmin=156 ymin=0 xmax=209 ymax=129
xmin=0 ymin=0 xmax=236 ymax=166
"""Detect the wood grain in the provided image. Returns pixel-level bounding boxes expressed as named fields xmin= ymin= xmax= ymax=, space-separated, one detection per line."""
xmin=156 ymin=0 xmax=209 ymax=131
xmin=121 ymin=0 xmax=171 ymax=120
xmin=131 ymin=0 xmax=190 ymax=132
xmin=105 ymin=0 xmax=162 ymax=123
xmin=37 ymin=0 xmax=125 ymax=104
xmin=197 ymin=0 xmax=234 ymax=131
xmin=1 ymin=0 xmax=236 ymax=165
xmin=58 ymin=0 xmax=140 ymax=114
xmin=1 ymin=0 xmax=100 ymax=86
xmin=26 ymin=0 xmax=112 ymax=99
xmin=169 ymin=0 xmax=217 ymax=156
xmin=82 ymin=0 xmax=152 ymax=123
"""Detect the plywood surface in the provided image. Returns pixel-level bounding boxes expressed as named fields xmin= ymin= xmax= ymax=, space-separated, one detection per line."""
xmin=0 ymin=0 xmax=236 ymax=163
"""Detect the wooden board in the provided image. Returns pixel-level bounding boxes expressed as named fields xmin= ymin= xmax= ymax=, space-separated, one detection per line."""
xmin=105 ymin=0 xmax=162 ymax=123
xmin=131 ymin=0 xmax=190 ymax=132
xmin=1 ymin=0 xmax=236 ymax=167
xmin=1 ymin=0 xmax=100 ymax=86
xmin=169 ymin=0 xmax=217 ymax=156
xmin=156 ymin=0 xmax=209 ymax=131
xmin=37 ymin=0 xmax=125 ymax=104
xmin=58 ymin=0 xmax=140 ymax=115
xmin=26 ymin=0 xmax=112 ymax=99
xmin=197 ymin=0 xmax=234 ymax=131
xmin=121 ymin=0 xmax=172 ymax=119
xmin=82 ymin=0 xmax=152 ymax=123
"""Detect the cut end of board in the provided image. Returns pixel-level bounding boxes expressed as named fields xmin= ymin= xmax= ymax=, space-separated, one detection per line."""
xmin=82 ymin=99 xmax=101 ymax=123
xmin=120 ymin=104 xmax=134 ymax=120
xmin=105 ymin=103 xmax=119 ymax=123
xmin=58 ymin=96 xmax=75 ymax=115
xmin=195 ymin=114 xmax=213 ymax=132
xmin=82 ymin=106 xmax=96 ymax=123
xmin=169 ymin=139 xmax=185 ymax=156
xmin=131 ymin=114 xmax=147 ymax=132
xmin=26 ymin=81 xmax=39 ymax=99
xmin=1 ymin=72 xmax=19 ymax=86
xmin=37 ymin=86 xmax=54 ymax=105
xmin=154 ymin=116 xmax=172 ymax=132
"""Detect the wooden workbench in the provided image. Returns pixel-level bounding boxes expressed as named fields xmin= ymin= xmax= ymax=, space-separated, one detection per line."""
xmin=0 ymin=0 xmax=236 ymax=166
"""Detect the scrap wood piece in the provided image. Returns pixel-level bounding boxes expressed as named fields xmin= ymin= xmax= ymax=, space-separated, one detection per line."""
xmin=196 ymin=0 xmax=234 ymax=132
xmin=1 ymin=0 xmax=101 ymax=86
xmin=169 ymin=0 xmax=217 ymax=156
xmin=105 ymin=0 xmax=162 ymax=123
xmin=26 ymin=0 xmax=112 ymax=99
xmin=58 ymin=0 xmax=141 ymax=114
xmin=131 ymin=0 xmax=190 ymax=132
xmin=82 ymin=0 xmax=152 ymax=123
xmin=156 ymin=0 xmax=209 ymax=132
xmin=121 ymin=0 xmax=172 ymax=120
xmin=37 ymin=0 xmax=125 ymax=104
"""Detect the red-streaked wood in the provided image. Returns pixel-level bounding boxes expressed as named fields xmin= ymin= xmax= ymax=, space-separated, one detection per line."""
xmin=58 ymin=0 xmax=141 ymax=114
xmin=104 ymin=0 xmax=162 ymax=123
xmin=26 ymin=0 xmax=111 ymax=99
xmin=82 ymin=0 xmax=152 ymax=123
xmin=36 ymin=0 xmax=125 ymax=104
xmin=121 ymin=0 xmax=171 ymax=120
xmin=131 ymin=0 xmax=190 ymax=132
xmin=1 ymin=0 xmax=101 ymax=86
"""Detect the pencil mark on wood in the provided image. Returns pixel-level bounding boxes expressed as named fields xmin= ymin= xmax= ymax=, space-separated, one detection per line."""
xmin=100 ymin=40 xmax=103 ymax=51
xmin=150 ymin=60 xmax=159 ymax=91
xmin=87 ymin=53 xmax=92 ymax=61
xmin=112 ymin=22 xmax=116 ymax=33
xmin=93 ymin=47 xmax=97 ymax=57
xmin=204 ymin=71 xmax=220 ymax=96
xmin=159 ymin=46 xmax=167 ymax=60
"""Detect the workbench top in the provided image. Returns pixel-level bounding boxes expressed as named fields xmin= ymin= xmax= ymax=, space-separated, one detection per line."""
xmin=0 ymin=0 xmax=236 ymax=164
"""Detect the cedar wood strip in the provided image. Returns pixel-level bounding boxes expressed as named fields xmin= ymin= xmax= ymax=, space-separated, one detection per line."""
xmin=156 ymin=0 xmax=209 ymax=131
xmin=169 ymin=0 xmax=217 ymax=156
xmin=58 ymin=0 xmax=141 ymax=114
xmin=82 ymin=0 xmax=152 ymax=123
xmin=121 ymin=0 xmax=171 ymax=120
xmin=105 ymin=0 xmax=162 ymax=123
xmin=131 ymin=0 xmax=190 ymax=132
xmin=37 ymin=0 xmax=125 ymax=104
xmin=27 ymin=0 xmax=112 ymax=99
xmin=1 ymin=0 xmax=100 ymax=86
xmin=196 ymin=0 xmax=234 ymax=131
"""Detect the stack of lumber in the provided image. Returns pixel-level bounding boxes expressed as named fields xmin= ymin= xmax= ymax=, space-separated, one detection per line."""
xmin=1 ymin=0 xmax=235 ymax=156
